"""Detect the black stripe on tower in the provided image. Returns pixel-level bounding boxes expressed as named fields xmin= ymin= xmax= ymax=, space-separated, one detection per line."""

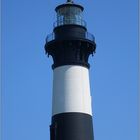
xmin=50 ymin=112 xmax=94 ymax=140
xmin=45 ymin=25 xmax=96 ymax=69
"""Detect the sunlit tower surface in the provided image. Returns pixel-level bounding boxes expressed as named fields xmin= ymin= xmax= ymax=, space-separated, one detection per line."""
xmin=45 ymin=0 xmax=96 ymax=140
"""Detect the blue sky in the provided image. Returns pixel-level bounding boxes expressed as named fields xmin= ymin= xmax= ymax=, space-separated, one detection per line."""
xmin=2 ymin=0 xmax=139 ymax=140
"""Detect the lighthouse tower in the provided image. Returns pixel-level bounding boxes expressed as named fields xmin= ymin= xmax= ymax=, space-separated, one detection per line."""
xmin=45 ymin=0 xmax=96 ymax=140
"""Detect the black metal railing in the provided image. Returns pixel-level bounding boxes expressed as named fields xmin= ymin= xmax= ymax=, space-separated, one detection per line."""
xmin=46 ymin=32 xmax=95 ymax=43
xmin=46 ymin=33 xmax=55 ymax=43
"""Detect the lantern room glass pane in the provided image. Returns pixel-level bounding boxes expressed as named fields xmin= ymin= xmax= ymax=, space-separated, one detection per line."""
xmin=56 ymin=6 xmax=85 ymax=27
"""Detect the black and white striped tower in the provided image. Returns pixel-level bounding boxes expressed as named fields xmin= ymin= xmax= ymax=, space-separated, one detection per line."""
xmin=45 ymin=0 xmax=96 ymax=140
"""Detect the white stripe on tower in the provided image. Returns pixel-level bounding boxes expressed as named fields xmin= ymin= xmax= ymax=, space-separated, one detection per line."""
xmin=52 ymin=65 xmax=92 ymax=116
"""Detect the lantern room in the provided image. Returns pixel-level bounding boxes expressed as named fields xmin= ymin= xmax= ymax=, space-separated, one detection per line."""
xmin=54 ymin=1 xmax=86 ymax=27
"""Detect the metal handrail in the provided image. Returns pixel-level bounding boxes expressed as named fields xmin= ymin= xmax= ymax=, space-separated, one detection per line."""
xmin=46 ymin=33 xmax=55 ymax=42
xmin=53 ymin=19 xmax=87 ymax=28
xmin=85 ymin=32 xmax=95 ymax=42
xmin=46 ymin=32 xmax=95 ymax=43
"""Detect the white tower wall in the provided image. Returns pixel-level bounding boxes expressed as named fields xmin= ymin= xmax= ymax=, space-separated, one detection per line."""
xmin=52 ymin=65 xmax=92 ymax=116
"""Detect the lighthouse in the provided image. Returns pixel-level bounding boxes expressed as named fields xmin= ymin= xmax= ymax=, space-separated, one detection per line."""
xmin=45 ymin=0 xmax=96 ymax=140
